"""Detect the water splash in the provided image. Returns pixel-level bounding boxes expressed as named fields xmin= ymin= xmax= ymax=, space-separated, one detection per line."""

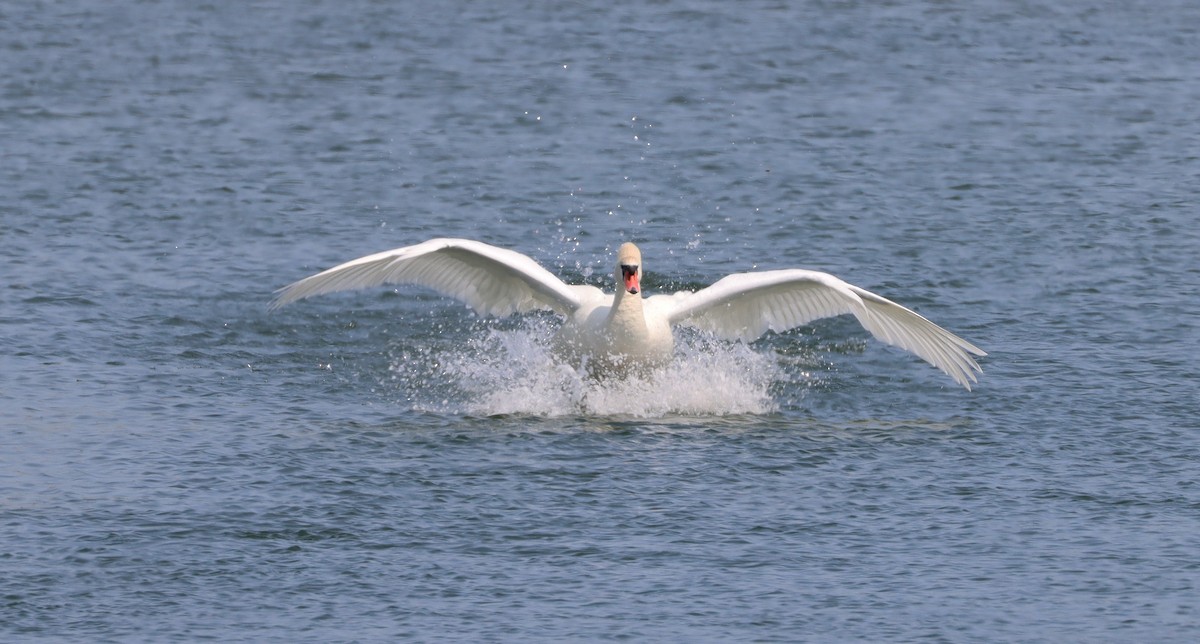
xmin=387 ymin=321 xmax=797 ymax=417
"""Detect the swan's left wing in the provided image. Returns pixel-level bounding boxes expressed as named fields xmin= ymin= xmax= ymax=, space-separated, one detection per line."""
xmin=650 ymin=269 xmax=986 ymax=389
xmin=271 ymin=238 xmax=590 ymax=317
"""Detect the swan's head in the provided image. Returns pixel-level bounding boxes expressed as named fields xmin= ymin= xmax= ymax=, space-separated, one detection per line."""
xmin=616 ymin=242 xmax=642 ymax=295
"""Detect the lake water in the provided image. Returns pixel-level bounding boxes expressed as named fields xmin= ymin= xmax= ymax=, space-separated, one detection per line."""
xmin=3 ymin=0 xmax=1198 ymax=641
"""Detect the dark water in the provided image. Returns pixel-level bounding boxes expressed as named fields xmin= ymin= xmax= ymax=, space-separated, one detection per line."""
xmin=3 ymin=0 xmax=1199 ymax=640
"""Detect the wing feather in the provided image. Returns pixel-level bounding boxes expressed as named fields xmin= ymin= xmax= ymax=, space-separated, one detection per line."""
xmin=271 ymin=238 xmax=590 ymax=317
xmin=657 ymin=269 xmax=986 ymax=389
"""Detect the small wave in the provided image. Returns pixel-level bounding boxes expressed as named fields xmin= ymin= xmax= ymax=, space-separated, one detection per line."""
xmin=387 ymin=321 xmax=802 ymax=418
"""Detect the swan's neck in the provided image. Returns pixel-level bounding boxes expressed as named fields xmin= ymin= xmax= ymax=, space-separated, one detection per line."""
xmin=607 ymin=288 xmax=647 ymax=337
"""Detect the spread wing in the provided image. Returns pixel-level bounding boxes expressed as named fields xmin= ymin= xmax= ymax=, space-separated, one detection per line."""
xmin=651 ymin=269 xmax=986 ymax=389
xmin=270 ymin=238 xmax=596 ymax=317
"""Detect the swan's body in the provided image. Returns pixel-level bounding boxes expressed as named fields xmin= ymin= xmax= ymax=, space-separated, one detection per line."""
xmin=272 ymin=238 xmax=986 ymax=389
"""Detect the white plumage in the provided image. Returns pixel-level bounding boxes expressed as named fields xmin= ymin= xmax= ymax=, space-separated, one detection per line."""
xmin=272 ymin=238 xmax=986 ymax=389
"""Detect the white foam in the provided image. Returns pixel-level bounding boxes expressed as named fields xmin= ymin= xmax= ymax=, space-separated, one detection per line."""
xmin=387 ymin=321 xmax=795 ymax=418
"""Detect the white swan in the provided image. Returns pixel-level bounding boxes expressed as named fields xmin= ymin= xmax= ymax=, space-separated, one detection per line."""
xmin=272 ymin=238 xmax=986 ymax=389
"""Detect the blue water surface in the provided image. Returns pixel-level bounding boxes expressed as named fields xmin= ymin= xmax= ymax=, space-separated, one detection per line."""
xmin=3 ymin=1 xmax=1198 ymax=641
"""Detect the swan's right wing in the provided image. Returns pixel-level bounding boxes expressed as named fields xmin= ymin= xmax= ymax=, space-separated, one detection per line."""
xmin=651 ymin=269 xmax=985 ymax=389
xmin=271 ymin=238 xmax=595 ymax=317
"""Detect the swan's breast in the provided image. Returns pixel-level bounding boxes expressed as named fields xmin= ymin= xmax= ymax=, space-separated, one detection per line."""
xmin=551 ymin=297 xmax=674 ymax=372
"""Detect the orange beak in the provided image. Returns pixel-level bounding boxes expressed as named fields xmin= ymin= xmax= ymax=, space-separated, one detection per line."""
xmin=622 ymin=265 xmax=639 ymax=294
